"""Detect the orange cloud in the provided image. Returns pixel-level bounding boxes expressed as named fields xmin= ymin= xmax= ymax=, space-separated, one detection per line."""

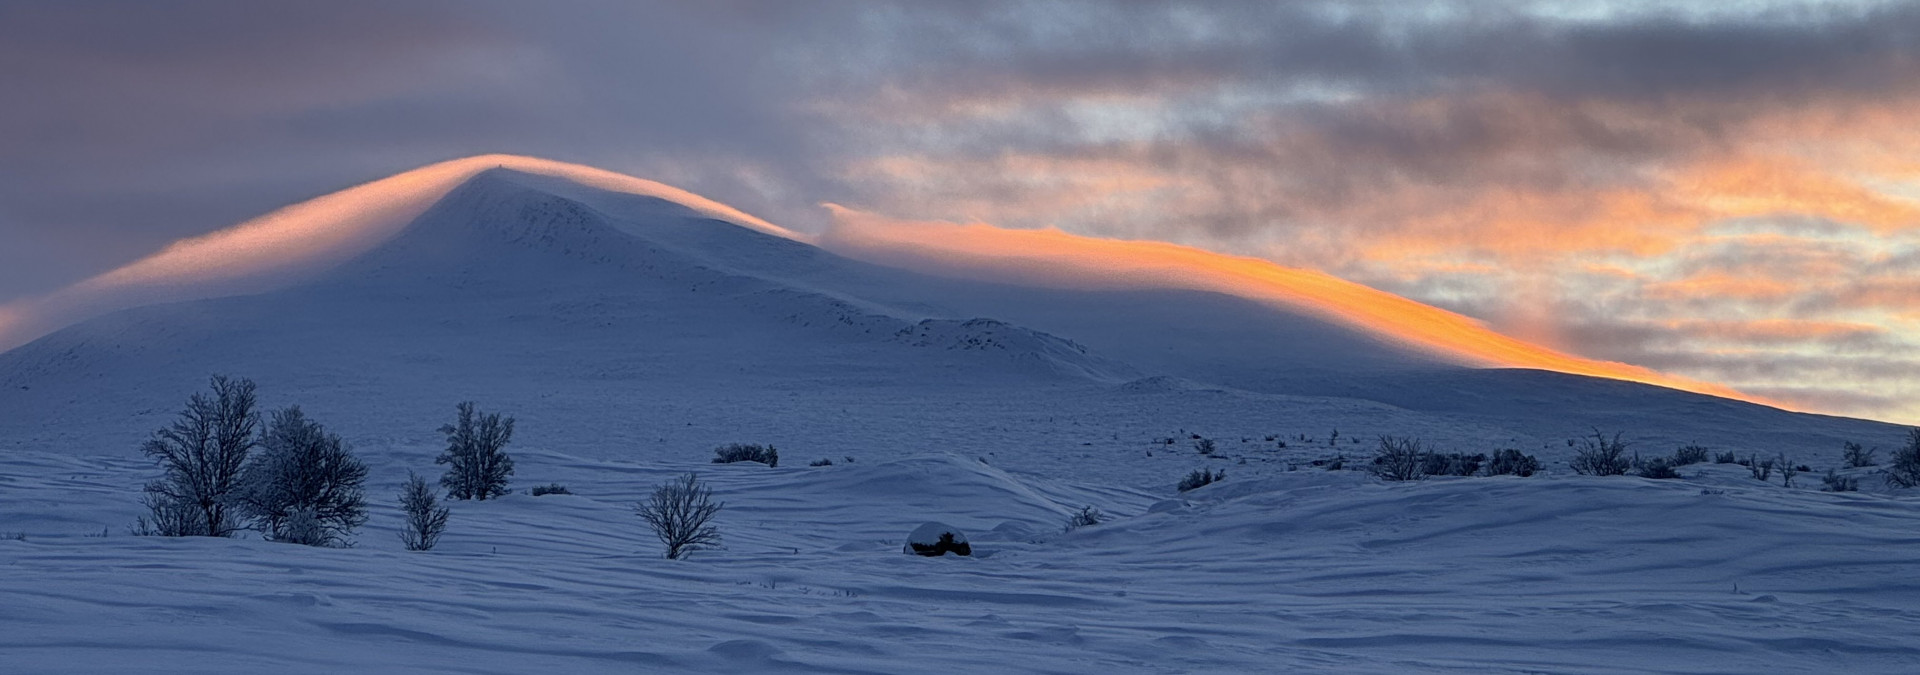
xmin=819 ymin=205 xmax=1760 ymax=404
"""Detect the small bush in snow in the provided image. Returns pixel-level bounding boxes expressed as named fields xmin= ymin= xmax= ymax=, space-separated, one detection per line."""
xmin=1066 ymin=506 xmax=1104 ymax=530
xmin=1485 ymin=449 xmax=1540 ymax=477
xmin=712 ymin=443 xmax=778 ymax=467
xmin=638 ymin=473 xmax=723 ymax=560
xmin=1821 ymin=469 xmax=1859 ymax=492
xmin=436 ymin=402 xmax=515 ymax=501
xmin=808 ymin=458 xmax=833 ymax=467
xmin=137 ymin=375 xmax=259 ymax=538
xmin=132 ymin=491 xmax=204 ymax=537
xmin=1570 ymin=430 xmax=1632 ymax=476
xmin=1884 ymin=429 xmax=1920 ymax=488
xmin=529 ymin=483 xmax=571 ymax=496
xmin=1194 ymin=438 xmax=1216 ymax=455
xmin=1178 ymin=468 xmax=1224 ymax=492
xmin=1843 ymin=441 xmax=1877 ymax=468
xmin=1746 ymin=455 xmax=1774 ymax=482
xmin=237 ymin=406 xmax=368 ymax=547
xmin=1671 ymin=444 xmax=1710 ymax=466
xmin=1713 ymin=450 xmax=1738 ymax=464
xmin=398 ymin=473 xmax=450 ymax=552
xmin=1778 ymin=457 xmax=1800 ymax=487
xmin=1371 ymin=436 xmax=1428 ymax=481
xmin=1420 ymin=452 xmax=1485 ymax=477
xmin=1635 ymin=455 xmax=1681 ymax=479
xmin=279 ymin=507 xmax=327 ymax=547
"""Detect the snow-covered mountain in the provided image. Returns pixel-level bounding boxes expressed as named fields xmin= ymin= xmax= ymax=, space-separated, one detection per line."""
xmin=2 ymin=159 xmax=1917 ymax=673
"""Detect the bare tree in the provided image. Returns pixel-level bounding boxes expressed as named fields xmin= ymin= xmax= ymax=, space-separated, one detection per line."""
xmin=637 ymin=473 xmax=723 ymax=560
xmin=238 ymin=406 xmax=367 ymax=546
xmin=138 ymin=375 xmax=258 ymax=537
xmin=1371 ymin=436 xmax=1428 ymax=481
xmin=436 ymin=402 xmax=515 ymax=500
xmin=398 ymin=473 xmax=450 ymax=552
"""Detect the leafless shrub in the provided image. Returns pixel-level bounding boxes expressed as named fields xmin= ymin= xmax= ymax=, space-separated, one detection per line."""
xmin=1177 ymin=468 xmax=1224 ymax=492
xmin=1777 ymin=455 xmax=1799 ymax=488
xmin=1843 ymin=441 xmax=1877 ymax=468
xmin=638 ymin=473 xmax=723 ymax=560
xmin=1636 ymin=455 xmax=1681 ymax=479
xmin=398 ymin=473 xmax=450 ymax=552
xmin=1066 ymin=506 xmax=1104 ymax=530
xmin=1821 ymin=469 xmax=1859 ymax=492
xmin=712 ymin=443 xmax=778 ymax=467
xmin=1421 ymin=452 xmax=1485 ymax=477
xmin=1486 ymin=449 xmax=1540 ymax=477
xmin=1570 ymin=430 xmax=1632 ymax=476
xmin=1885 ymin=430 xmax=1920 ymax=488
xmin=1370 ymin=436 xmax=1428 ymax=482
xmin=1671 ymin=444 xmax=1710 ymax=466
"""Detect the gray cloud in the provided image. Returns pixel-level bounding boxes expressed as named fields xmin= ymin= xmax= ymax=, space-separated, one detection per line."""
xmin=3 ymin=0 xmax=1917 ymax=419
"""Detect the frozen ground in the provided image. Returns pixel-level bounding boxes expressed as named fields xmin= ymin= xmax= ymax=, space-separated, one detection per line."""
xmin=3 ymin=165 xmax=1918 ymax=673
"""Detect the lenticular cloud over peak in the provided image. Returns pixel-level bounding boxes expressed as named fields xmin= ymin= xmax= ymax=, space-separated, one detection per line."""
xmin=0 ymin=154 xmax=799 ymax=353
xmin=0 ymin=155 xmax=1769 ymax=409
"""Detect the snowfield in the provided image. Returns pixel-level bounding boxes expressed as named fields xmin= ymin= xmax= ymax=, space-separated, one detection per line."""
xmin=3 ymin=163 xmax=1918 ymax=673
xmin=7 ymin=454 xmax=1919 ymax=673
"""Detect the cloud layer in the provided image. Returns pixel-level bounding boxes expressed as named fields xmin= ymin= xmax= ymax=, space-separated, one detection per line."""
xmin=2 ymin=1 xmax=1916 ymax=420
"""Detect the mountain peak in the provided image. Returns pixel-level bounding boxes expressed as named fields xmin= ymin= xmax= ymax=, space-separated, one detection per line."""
xmin=0 ymin=155 xmax=794 ymax=352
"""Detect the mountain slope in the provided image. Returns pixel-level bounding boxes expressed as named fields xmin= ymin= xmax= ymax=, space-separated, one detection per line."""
xmin=3 ymin=160 xmax=1919 ymax=675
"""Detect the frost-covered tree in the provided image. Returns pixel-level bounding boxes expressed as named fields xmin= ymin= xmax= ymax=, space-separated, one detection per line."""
xmin=137 ymin=375 xmax=259 ymax=537
xmin=237 ymin=406 xmax=367 ymax=546
xmin=436 ymin=402 xmax=515 ymax=500
xmin=398 ymin=473 xmax=450 ymax=552
xmin=637 ymin=473 xmax=722 ymax=560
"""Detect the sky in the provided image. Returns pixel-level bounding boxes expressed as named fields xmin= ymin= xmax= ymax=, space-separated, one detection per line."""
xmin=1 ymin=0 xmax=1917 ymax=422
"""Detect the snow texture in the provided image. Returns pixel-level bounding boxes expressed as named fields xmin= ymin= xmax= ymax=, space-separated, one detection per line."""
xmin=3 ymin=167 xmax=1919 ymax=673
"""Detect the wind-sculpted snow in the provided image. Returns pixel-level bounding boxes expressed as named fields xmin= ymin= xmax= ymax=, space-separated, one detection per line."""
xmin=5 ymin=446 xmax=1918 ymax=674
